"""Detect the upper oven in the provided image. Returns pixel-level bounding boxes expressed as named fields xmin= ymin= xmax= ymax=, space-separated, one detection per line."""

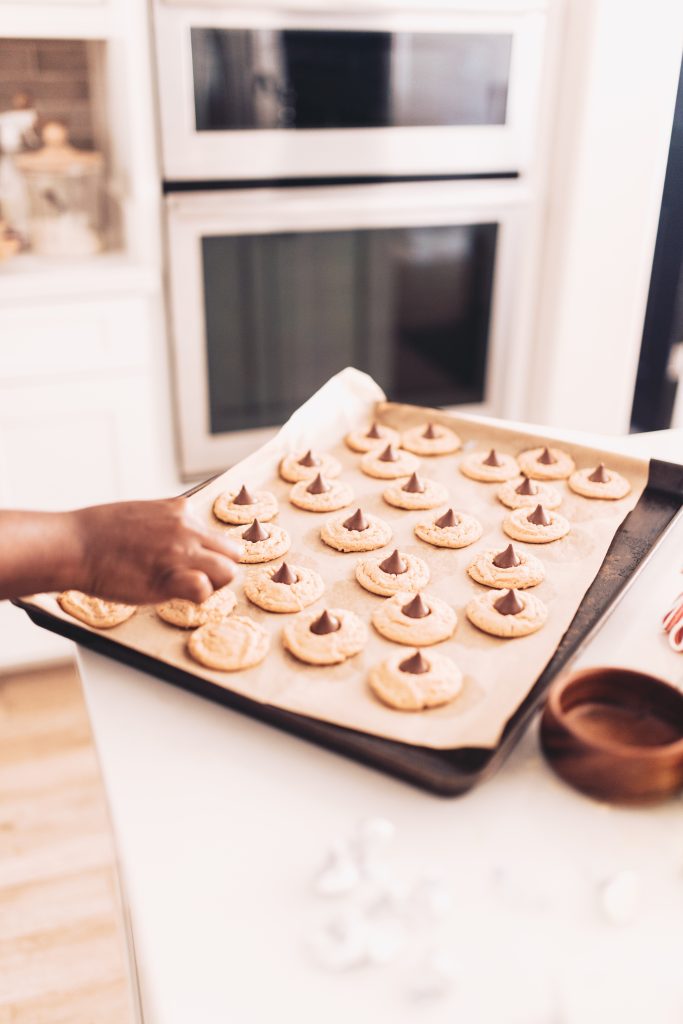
xmin=153 ymin=1 xmax=547 ymax=182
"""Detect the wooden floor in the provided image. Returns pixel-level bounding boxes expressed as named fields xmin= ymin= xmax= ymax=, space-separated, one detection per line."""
xmin=0 ymin=662 xmax=133 ymax=1024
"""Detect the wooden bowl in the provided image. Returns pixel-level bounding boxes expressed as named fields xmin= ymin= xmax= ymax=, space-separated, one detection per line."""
xmin=540 ymin=667 xmax=683 ymax=804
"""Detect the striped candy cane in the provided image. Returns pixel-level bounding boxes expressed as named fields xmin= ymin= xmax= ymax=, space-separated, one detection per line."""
xmin=663 ymin=591 xmax=683 ymax=652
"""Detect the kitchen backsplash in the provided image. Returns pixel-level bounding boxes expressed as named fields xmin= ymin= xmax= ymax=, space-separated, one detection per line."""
xmin=0 ymin=38 xmax=95 ymax=148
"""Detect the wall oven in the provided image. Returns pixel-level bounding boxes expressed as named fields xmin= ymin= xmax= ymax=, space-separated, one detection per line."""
xmin=154 ymin=2 xmax=549 ymax=478
xmin=154 ymin=2 xmax=546 ymax=181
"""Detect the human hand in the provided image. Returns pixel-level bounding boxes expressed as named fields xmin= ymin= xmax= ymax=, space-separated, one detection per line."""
xmin=73 ymin=497 xmax=240 ymax=605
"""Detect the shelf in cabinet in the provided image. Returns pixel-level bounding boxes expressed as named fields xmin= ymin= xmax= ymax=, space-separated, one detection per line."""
xmin=0 ymin=2 xmax=114 ymax=41
xmin=0 ymin=251 xmax=159 ymax=304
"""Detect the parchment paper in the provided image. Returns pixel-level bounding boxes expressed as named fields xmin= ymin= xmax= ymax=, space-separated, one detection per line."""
xmin=26 ymin=368 xmax=649 ymax=750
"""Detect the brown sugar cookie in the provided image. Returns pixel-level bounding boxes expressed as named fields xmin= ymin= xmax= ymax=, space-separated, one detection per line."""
xmin=213 ymin=485 xmax=278 ymax=525
xmin=466 ymin=588 xmax=547 ymax=638
xmin=503 ymin=504 xmax=570 ymax=544
xmin=282 ymin=607 xmax=368 ymax=665
xmin=57 ymin=591 xmax=136 ymax=629
xmin=466 ymin=544 xmax=545 ymax=589
xmin=400 ymin=422 xmax=462 ymax=456
xmin=345 ymin=421 xmax=400 ymax=453
xmin=568 ymin=463 xmax=631 ymax=500
xmin=368 ymin=649 xmax=463 ymax=711
xmin=156 ymin=585 xmax=237 ymax=628
xmin=517 ymin=446 xmax=575 ymax=481
xmin=382 ymin=473 xmax=449 ymax=510
xmin=360 ymin=444 xmax=420 ymax=480
xmin=188 ymin=615 xmax=270 ymax=671
xmin=414 ymin=507 xmax=483 ymax=549
xmin=224 ymin=518 xmax=291 ymax=563
xmin=320 ymin=508 xmax=392 ymax=552
xmin=243 ymin=562 xmax=324 ymax=613
xmin=355 ymin=548 xmax=430 ymax=597
xmin=371 ymin=591 xmax=457 ymax=646
xmin=459 ymin=448 xmax=519 ymax=483
xmin=497 ymin=475 xmax=562 ymax=511
xmin=289 ymin=473 xmax=354 ymax=512
xmin=279 ymin=450 xmax=342 ymax=483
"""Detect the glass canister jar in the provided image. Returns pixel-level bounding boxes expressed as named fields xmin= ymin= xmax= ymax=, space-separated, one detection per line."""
xmin=16 ymin=121 xmax=105 ymax=258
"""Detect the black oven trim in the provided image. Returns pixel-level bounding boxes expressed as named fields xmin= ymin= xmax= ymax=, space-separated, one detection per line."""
xmin=162 ymin=171 xmax=519 ymax=194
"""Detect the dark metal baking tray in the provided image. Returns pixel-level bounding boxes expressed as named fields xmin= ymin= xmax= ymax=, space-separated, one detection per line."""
xmin=15 ymin=458 xmax=683 ymax=797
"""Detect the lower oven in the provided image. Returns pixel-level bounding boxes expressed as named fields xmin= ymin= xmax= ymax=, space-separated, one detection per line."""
xmin=164 ymin=179 xmax=532 ymax=478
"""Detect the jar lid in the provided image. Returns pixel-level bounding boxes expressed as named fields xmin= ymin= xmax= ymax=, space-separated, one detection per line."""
xmin=16 ymin=121 xmax=103 ymax=176
xmin=540 ymin=666 xmax=683 ymax=805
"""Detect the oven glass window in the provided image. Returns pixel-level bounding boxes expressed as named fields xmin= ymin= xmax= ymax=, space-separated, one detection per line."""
xmin=191 ymin=29 xmax=511 ymax=131
xmin=202 ymin=224 xmax=496 ymax=433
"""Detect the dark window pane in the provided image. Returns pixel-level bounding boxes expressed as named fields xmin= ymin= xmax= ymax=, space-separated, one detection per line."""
xmin=202 ymin=223 xmax=496 ymax=434
xmin=191 ymin=28 xmax=511 ymax=131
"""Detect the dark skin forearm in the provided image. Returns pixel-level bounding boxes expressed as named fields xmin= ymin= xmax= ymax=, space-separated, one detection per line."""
xmin=0 ymin=499 xmax=240 ymax=605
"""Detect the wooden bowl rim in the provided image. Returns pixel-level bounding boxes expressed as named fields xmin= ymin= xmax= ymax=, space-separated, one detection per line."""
xmin=545 ymin=666 xmax=683 ymax=761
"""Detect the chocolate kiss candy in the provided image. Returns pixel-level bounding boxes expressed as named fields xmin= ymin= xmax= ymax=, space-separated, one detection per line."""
xmin=435 ymin=508 xmax=457 ymax=529
xmin=310 ymin=609 xmax=341 ymax=635
xmin=423 ymin=423 xmax=438 ymax=439
xmin=527 ymin=504 xmax=552 ymax=526
xmin=538 ymin=447 xmax=557 ymax=465
xmin=494 ymin=589 xmax=524 ymax=615
xmin=492 ymin=544 xmax=521 ymax=569
xmin=366 ymin=422 xmax=382 ymax=439
xmin=242 ymin=518 xmax=269 ymax=542
xmin=401 ymin=593 xmax=431 ymax=619
xmin=379 ymin=549 xmax=408 ymax=575
xmin=306 ymin=473 xmax=331 ymax=494
xmin=589 ymin=462 xmax=610 ymax=483
xmin=378 ymin=444 xmax=398 ymax=463
xmin=343 ymin=508 xmax=369 ymax=532
xmin=271 ymin=562 xmax=297 ymax=585
xmin=515 ymin=475 xmax=538 ymax=496
xmin=233 ymin=484 xmax=255 ymax=506
xmin=402 ymin=472 xmax=425 ymax=494
xmin=298 ymin=450 xmax=320 ymax=467
xmin=483 ymin=449 xmax=503 ymax=467
xmin=399 ymin=650 xmax=430 ymax=674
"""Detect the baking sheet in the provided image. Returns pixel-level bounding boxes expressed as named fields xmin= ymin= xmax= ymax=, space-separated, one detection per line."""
xmin=24 ymin=368 xmax=649 ymax=750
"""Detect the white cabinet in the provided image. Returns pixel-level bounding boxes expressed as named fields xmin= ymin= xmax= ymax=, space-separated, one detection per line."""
xmin=0 ymin=291 xmax=179 ymax=670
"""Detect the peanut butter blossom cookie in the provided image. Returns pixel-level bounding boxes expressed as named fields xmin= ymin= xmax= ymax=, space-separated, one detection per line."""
xmin=355 ymin=548 xmax=430 ymax=597
xmin=400 ymin=422 xmax=462 ymax=457
xmin=497 ymin=474 xmax=562 ymax=511
xmin=243 ymin=561 xmax=324 ymax=613
xmin=282 ymin=607 xmax=368 ymax=665
xmin=371 ymin=591 xmax=457 ymax=646
xmin=414 ymin=507 xmax=483 ymax=549
xmin=320 ymin=507 xmax=392 ymax=552
xmin=568 ymin=463 xmax=631 ymax=500
xmin=503 ymin=504 xmax=570 ymax=544
xmin=459 ymin=448 xmax=519 ymax=483
xmin=289 ymin=473 xmax=354 ymax=513
xmin=187 ymin=615 xmax=270 ymax=671
xmin=345 ymin=421 xmax=400 ymax=453
xmin=279 ymin=449 xmax=342 ymax=483
xmin=382 ymin=472 xmax=449 ymax=511
xmin=360 ymin=443 xmax=420 ymax=480
xmin=225 ymin=517 xmax=291 ymax=563
xmin=156 ymin=585 xmax=237 ymax=628
xmin=57 ymin=591 xmax=136 ymax=629
xmin=368 ymin=649 xmax=463 ymax=711
xmin=466 ymin=588 xmax=548 ymax=638
xmin=517 ymin=446 xmax=575 ymax=481
xmin=213 ymin=484 xmax=278 ymax=525
xmin=467 ymin=544 xmax=545 ymax=590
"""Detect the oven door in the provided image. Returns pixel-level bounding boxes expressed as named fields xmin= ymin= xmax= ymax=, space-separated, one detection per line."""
xmin=154 ymin=2 xmax=546 ymax=182
xmin=165 ymin=179 xmax=531 ymax=477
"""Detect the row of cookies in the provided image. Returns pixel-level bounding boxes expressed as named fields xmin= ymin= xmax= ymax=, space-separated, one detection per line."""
xmin=344 ymin=417 xmax=632 ymax=500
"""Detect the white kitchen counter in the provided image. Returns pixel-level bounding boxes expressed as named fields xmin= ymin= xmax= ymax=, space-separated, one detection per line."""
xmin=77 ymin=429 xmax=683 ymax=1024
